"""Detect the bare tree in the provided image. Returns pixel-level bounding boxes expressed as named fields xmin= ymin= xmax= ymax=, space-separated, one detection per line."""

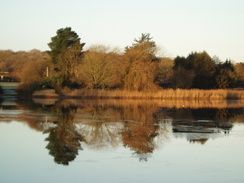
xmin=79 ymin=45 xmax=121 ymax=89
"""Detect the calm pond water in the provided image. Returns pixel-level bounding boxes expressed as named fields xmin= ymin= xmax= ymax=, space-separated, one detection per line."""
xmin=0 ymin=83 xmax=244 ymax=183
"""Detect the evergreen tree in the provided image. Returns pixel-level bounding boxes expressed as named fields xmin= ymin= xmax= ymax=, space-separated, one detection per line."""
xmin=172 ymin=51 xmax=216 ymax=89
xmin=214 ymin=60 xmax=238 ymax=88
xmin=47 ymin=27 xmax=85 ymax=80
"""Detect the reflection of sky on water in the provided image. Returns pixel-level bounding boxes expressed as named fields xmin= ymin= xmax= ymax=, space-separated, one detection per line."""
xmin=1 ymin=97 xmax=244 ymax=183
xmin=0 ymin=121 xmax=244 ymax=183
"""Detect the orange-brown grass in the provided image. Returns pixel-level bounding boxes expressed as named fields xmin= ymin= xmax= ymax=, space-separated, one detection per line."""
xmin=61 ymin=88 xmax=244 ymax=100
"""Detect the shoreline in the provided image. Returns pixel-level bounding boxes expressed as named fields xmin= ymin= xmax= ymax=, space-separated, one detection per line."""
xmin=31 ymin=88 xmax=244 ymax=101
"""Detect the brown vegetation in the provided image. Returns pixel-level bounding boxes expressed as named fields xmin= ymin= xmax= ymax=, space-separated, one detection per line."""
xmin=1 ymin=28 xmax=244 ymax=99
xmin=0 ymin=49 xmax=50 ymax=80
xmin=60 ymin=88 xmax=244 ymax=101
xmin=79 ymin=45 xmax=122 ymax=89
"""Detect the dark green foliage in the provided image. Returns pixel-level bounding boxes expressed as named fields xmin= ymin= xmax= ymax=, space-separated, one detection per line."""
xmin=171 ymin=68 xmax=195 ymax=89
xmin=189 ymin=52 xmax=216 ymax=89
xmin=47 ymin=27 xmax=85 ymax=87
xmin=41 ymin=74 xmax=66 ymax=91
xmin=173 ymin=56 xmax=189 ymax=70
xmin=41 ymin=74 xmax=83 ymax=91
xmin=172 ymin=51 xmax=216 ymax=89
xmin=214 ymin=60 xmax=239 ymax=88
xmin=48 ymin=27 xmax=84 ymax=64
xmin=172 ymin=52 xmax=241 ymax=89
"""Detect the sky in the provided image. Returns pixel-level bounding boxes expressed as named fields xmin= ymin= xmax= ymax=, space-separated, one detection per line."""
xmin=0 ymin=0 xmax=244 ymax=62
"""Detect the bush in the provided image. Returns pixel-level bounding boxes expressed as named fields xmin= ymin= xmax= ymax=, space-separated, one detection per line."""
xmin=41 ymin=74 xmax=66 ymax=91
xmin=17 ymin=74 xmax=65 ymax=97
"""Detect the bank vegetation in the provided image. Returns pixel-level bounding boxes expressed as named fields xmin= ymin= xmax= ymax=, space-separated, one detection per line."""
xmin=1 ymin=27 xmax=244 ymax=100
xmin=60 ymin=88 xmax=244 ymax=100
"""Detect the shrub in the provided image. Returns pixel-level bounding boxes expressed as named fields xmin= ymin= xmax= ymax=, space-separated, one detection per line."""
xmin=41 ymin=74 xmax=66 ymax=91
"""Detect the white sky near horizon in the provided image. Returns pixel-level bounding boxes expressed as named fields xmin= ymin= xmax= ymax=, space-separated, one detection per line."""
xmin=0 ymin=0 xmax=244 ymax=62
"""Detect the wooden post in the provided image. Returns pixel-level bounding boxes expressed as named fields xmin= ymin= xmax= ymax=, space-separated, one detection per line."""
xmin=46 ymin=66 xmax=49 ymax=77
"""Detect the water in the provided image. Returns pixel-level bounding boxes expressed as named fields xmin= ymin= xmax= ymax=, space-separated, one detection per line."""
xmin=0 ymin=82 xmax=18 ymax=106
xmin=0 ymin=83 xmax=244 ymax=183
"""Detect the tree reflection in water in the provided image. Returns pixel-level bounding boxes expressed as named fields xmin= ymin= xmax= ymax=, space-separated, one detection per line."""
xmin=119 ymin=103 xmax=163 ymax=162
xmin=45 ymin=105 xmax=86 ymax=165
xmin=15 ymin=99 xmax=244 ymax=164
xmin=121 ymin=122 xmax=158 ymax=162
xmin=170 ymin=108 xmax=234 ymax=144
xmin=76 ymin=105 xmax=123 ymax=150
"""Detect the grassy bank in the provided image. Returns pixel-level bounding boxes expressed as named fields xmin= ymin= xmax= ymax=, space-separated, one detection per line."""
xmin=60 ymin=88 xmax=244 ymax=100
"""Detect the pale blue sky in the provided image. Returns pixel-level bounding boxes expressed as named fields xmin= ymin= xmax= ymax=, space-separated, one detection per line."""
xmin=0 ymin=0 xmax=244 ymax=62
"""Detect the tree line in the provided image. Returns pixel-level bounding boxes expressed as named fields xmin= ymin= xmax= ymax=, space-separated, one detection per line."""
xmin=0 ymin=27 xmax=244 ymax=93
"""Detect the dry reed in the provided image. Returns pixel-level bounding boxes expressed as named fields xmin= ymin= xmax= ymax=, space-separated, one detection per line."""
xmin=61 ymin=88 xmax=244 ymax=101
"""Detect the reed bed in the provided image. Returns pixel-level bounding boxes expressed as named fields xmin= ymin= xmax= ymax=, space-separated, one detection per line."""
xmin=61 ymin=88 xmax=244 ymax=100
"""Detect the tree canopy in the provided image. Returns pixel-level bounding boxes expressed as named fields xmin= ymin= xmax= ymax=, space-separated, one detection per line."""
xmin=47 ymin=27 xmax=85 ymax=84
xmin=1 ymin=28 xmax=243 ymax=93
xmin=122 ymin=33 xmax=159 ymax=91
xmin=48 ymin=27 xmax=84 ymax=64
xmin=80 ymin=45 xmax=121 ymax=89
xmin=214 ymin=60 xmax=239 ymax=88
xmin=173 ymin=51 xmax=216 ymax=89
